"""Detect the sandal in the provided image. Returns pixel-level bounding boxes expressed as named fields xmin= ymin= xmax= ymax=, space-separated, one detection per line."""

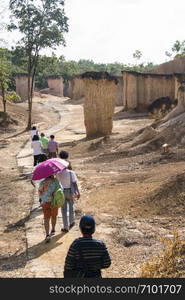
xmin=45 ymin=234 xmax=51 ymax=243
xmin=50 ymin=229 xmax=55 ymax=236
xmin=61 ymin=228 xmax=69 ymax=233
xmin=69 ymin=222 xmax=75 ymax=229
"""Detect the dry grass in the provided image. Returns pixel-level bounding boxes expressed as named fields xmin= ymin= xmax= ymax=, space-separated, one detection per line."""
xmin=140 ymin=233 xmax=185 ymax=277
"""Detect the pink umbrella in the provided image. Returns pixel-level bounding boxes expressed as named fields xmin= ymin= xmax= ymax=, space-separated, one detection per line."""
xmin=32 ymin=158 xmax=69 ymax=180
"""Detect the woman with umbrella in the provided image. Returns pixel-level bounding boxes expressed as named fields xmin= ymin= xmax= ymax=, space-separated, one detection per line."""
xmin=32 ymin=158 xmax=69 ymax=243
xmin=38 ymin=175 xmax=62 ymax=242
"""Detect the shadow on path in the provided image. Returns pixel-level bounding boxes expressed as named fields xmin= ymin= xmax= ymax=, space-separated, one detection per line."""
xmin=2 ymin=129 xmax=27 ymax=141
xmin=4 ymin=207 xmax=42 ymax=233
xmin=0 ymin=232 xmax=67 ymax=271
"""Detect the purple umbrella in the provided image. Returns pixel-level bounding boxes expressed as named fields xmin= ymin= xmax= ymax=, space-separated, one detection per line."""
xmin=32 ymin=158 xmax=69 ymax=180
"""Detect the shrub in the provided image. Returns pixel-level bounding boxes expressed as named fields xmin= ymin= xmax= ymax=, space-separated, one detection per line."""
xmin=6 ymin=91 xmax=22 ymax=103
xmin=140 ymin=233 xmax=185 ymax=277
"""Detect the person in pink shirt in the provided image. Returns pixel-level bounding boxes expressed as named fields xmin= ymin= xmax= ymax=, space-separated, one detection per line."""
xmin=47 ymin=135 xmax=58 ymax=158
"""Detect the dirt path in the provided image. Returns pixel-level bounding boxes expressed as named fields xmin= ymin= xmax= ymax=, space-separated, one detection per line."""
xmin=1 ymin=95 xmax=185 ymax=278
xmin=16 ymin=97 xmax=85 ymax=277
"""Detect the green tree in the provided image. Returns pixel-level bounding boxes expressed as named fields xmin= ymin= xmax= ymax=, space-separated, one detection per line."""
xmin=60 ymin=60 xmax=80 ymax=80
xmin=106 ymin=62 xmax=125 ymax=75
xmin=172 ymin=40 xmax=185 ymax=58
xmin=36 ymin=54 xmax=61 ymax=88
xmin=0 ymin=49 xmax=11 ymax=112
xmin=166 ymin=40 xmax=185 ymax=59
xmin=10 ymin=46 xmax=28 ymax=70
xmin=8 ymin=0 xmax=68 ymax=129
xmin=133 ymin=50 xmax=142 ymax=62
xmin=172 ymin=40 xmax=182 ymax=54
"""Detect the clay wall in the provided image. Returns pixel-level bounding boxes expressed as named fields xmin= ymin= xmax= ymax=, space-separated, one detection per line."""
xmin=123 ymin=71 xmax=175 ymax=111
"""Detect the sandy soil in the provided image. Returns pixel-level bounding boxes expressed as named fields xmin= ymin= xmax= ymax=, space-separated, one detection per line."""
xmin=0 ymin=94 xmax=185 ymax=278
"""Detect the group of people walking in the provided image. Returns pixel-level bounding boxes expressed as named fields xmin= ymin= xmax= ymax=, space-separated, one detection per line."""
xmin=39 ymin=150 xmax=80 ymax=238
xmin=31 ymin=125 xmax=111 ymax=278
xmin=31 ymin=126 xmax=59 ymax=166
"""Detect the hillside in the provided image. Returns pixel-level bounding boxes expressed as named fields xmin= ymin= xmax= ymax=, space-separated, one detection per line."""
xmin=148 ymin=56 xmax=185 ymax=74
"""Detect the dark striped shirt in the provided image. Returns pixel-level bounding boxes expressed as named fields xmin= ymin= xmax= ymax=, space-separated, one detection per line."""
xmin=64 ymin=237 xmax=111 ymax=278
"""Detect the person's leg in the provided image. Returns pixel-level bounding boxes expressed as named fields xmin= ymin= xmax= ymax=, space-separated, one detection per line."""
xmin=51 ymin=216 xmax=57 ymax=231
xmin=33 ymin=155 xmax=37 ymax=166
xmin=50 ymin=207 xmax=58 ymax=235
xmin=44 ymin=218 xmax=50 ymax=236
xmin=42 ymin=203 xmax=51 ymax=242
xmin=68 ymin=198 xmax=75 ymax=227
xmin=38 ymin=154 xmax=47 ymax=163
xmin=51 ymin=152 xmax=57 ymax=158
xmin=61 ymin=197 xmax=69 ymax=231
xmin=35 ymin=154 xmax=40 ymax=165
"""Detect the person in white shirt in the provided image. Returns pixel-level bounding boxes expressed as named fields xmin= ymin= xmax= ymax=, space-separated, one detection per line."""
xmin=56 ymin=166 xmax=80 ymax=232
xmin=31 ymin=126 xmax=39 ymax=139
xmin=31 ymin=135 xmax=43 ymax=166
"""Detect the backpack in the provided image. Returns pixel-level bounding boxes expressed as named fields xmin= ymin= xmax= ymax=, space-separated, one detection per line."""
xmin=52 ymin=188 xmax=65 ymax=208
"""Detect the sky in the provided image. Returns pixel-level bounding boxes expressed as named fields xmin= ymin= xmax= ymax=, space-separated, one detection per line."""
xmin=1 ymin=0 xmax=185 ymax=66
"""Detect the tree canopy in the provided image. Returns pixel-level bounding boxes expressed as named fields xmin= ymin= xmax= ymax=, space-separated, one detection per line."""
xmin=165 ymin=40 xmax=185 ymax=59
xmin=8 ymin=0 xmax=69 ymax=129
xmin=0 ymin=46 xmax=155 ymax=89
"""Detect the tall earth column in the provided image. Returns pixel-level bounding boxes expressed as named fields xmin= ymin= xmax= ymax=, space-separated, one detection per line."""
xmin=80 ymin=72 xmax=118 ymax=137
